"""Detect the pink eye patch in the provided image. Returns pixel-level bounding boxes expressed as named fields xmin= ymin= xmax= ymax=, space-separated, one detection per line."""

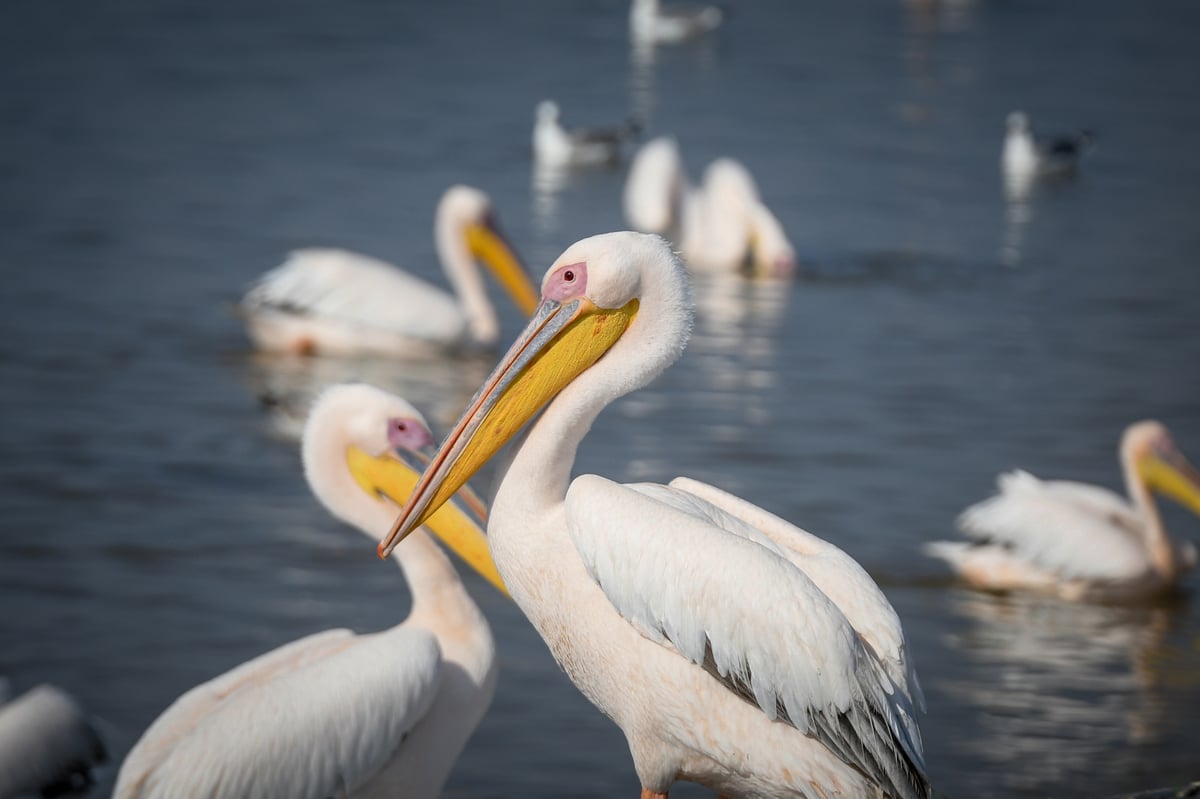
xmin=544 ymin=262 xmax=587 ymax=302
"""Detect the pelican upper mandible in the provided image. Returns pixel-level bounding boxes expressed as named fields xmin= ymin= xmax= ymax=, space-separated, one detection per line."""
xmin=926 ymin=420 xmax=1200 ymax=602
xmin=379 ymin=233 xmax=928 ymax=799
xmin=115 ymin=383 xmax=505 ymax=798
xmin=239 ymin=185 xmax=540 ymax=356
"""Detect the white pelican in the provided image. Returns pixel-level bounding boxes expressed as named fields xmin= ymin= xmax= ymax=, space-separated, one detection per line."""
xmin=380 ymin=233 xmax=929 ymax=799
xmin=238 ymin=185 xmax=540 ymax=357
xmin=925 ymin=420 xmax=1200 ymax=602
xmin=624 ymin=137 xmax=797 ymax=278
xmin=1002 ymin=111 xmax=1093 ymax=180
xmin=630 ymin=0 xmax=723 ymax=44
xmin=114 ymin=383 xmax=505 ymax=798
xmin=533 ymin=100 xmax=640 ymax=169
xmin=0 ymin=682 xmax=108 ymax=797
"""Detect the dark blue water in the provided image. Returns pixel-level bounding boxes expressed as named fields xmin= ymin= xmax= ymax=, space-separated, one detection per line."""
xmin=2 ymin=1 xmax=1199 ymax=797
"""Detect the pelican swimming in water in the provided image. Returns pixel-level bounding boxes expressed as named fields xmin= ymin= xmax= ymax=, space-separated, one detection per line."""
xmin=239 ymin=185 xmax=540 ymax=357
xmin=1002 ymin=111 xmax=1092 ymax=179
xmin=533 ymin=100 xmax=640 ymax=169
xmin=624 ymin=137 xmax=797 ymax=277
xmin=114 ymin=383 xmax=504 ymax=798
xmin=380 ymin=233 xmax=928 ymax=799
xmin=926 ymin=420 xmax=1200 ymax=602
xmin=630 ymin=0 xmax=723 ymax=44
xmin=0 ymin=681 xmax=108 ymax=797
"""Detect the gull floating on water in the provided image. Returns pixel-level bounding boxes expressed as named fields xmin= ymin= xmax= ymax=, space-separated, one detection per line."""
xmin=0 ymin=681 xmax=108 ymax=798
xmin=1002 ymin=111 xmax=1093 ymax=179
xmin=630 ymin=0 xmax=723 ymax=44
xmin=381 ymin=232 xmax=929 ymax=799
xmin=926 ymin=420 xmax=1200 ymax=602
xmin=238 ymin=186 xmax=539 ymax=357
xmin=114 ymin=384 xmax=505 ymax=798
xmin=533 ymin=100 xmax=640 ymax=169
xmin=625 ymin=136 xmax=797 ymax=277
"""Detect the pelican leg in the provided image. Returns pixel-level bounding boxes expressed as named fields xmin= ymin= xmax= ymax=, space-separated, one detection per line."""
xmin=640 ymin=790 xmax=668 ymax=799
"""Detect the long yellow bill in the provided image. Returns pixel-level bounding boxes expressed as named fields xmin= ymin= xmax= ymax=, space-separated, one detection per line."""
xmin=346 ymin=445 xmax=507 ymax=596
xmin=379 ymin=293 xmax=639 ymax=558
xmin=1141 ymin=446 xmax=1200 ymax=517
xmin=467 ymin=222 xmax=541 ymax=316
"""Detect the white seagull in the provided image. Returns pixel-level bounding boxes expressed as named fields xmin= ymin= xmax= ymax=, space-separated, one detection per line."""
xmin=0 ymin=682 xmax=108 ymax=798
xmin=926 ymin=420 xmax=1200 ymax=602
xmin=624 ymin=137 xmax=797 ymax=277
xmin=1002 ymin=111 xmax=1093 ymax=180
xmin=239 ymin=185 xmax=540 ymax=357
xmin=379 ymin=233 xmax=929 ymax=799
xmin=114 ymin=383 xmax=505 ymax=799
xmin=630 ymin=0 xmax=724 ymax=44
xmin=533 ymin=100 xmax=640 ymax=169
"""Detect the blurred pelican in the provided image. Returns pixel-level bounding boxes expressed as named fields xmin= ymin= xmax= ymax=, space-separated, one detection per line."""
xmin=115 ymin=384 xmax=504 ymax=799
xmin=380 ymin=233 xmax=928 ymax=799
xmin=533 ymin=100 xmax=639 ymax=169
xmin=239 ymin=186 xmax=540 ymax=357
xmin=926 ymin=421 xmax=1200 ymax=602
xmin=624 ymin=137 xmax=797 ymax=277
xmin=1003 ymin=111 xmax=1092 ymax=180
xmin=0 ymin=682 xmax=108 ymax=798
xmin=630 ymin=0 xmax=723 ymax=44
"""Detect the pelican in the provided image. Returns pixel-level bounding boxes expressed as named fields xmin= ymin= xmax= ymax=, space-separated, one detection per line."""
xmin=0 ymin=682 xmax=108 ymax=797
xmin=380 ymin=233 xmax=928 ymax=799
xmin=238 ymin=185 xmax=540 ymax=357
xmin=114 ymin=383 xmax=505 ymax=798
xmin=925 ymin=421 xmax=1200 ymax=602
xmin=533 ymin=100 xmax=640 ymax=169
xmin=630 ymin=0 xmax=723 ymax=44
xmin=624 ymin=137 xmax=797 ymax=277
xmin=1002 ymin=111 xmax=1092 ymax=179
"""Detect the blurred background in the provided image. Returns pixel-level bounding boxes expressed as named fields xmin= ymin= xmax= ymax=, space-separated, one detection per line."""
xmin=2 ymin=0 xmax=1199 ymax=796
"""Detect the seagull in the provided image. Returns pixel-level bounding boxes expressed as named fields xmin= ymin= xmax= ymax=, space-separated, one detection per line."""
xmin=1003 ymin=111 xmax=1093 ymax=179
xmin=630 ymin=0 xmax=724 ymax=44
xmin=533 ymin=100 xmax=640 ymax=169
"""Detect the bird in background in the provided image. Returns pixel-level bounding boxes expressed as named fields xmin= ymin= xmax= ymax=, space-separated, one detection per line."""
xmin=0 ymin=680 xmax=108 ymax=799
xmin=238 ymin=185 xmax=540 ymax=357
xmin=1002 ymin=110 xmax=1093 ymax=180
xmin=625 ymin=136 xmax=797 ymax=277
xmin=114 ymin=383 xmax=505 ymax=799
xmin=381 ymin=232 xmax=929 ymax=799
xmin=925 ymin=420 xmax=1200 ymax=602
xmin=533 ymin=100 xmax=641 ymax=169
xmin=630 ymin=0 xmax=724 ymax=44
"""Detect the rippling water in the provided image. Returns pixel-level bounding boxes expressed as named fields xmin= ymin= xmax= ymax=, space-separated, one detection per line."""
xmin=2 ymin=1 xmax=1199 ymax=797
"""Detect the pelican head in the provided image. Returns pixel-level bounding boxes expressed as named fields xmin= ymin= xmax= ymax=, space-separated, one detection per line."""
xmin=305 ymin=383 xmax=506 ymax=595
xmin=438 ymin=185 xmax=541 ymax=318
xmin=380 ymin=232 xmax=692 ymax=556
xmin=1123 ymin=420 xmax=1200 ymax=519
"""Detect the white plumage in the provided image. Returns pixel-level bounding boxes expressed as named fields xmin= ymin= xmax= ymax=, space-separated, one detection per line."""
xmin=630 ymin=0 xmax=723 ymax=44
xmin=533 ymin=100 xmax=639 ymax=169
xmin=239 ymin=185 xmax=539 ymax=356
xmin=380 ymin=233 xmax=928 ymax=799
xmin=115 ymin=384 xmax=502 ymax=798
xmin=624 ymin=138 xmax=797 ymax=277
xmin=0 ymin=683 xmax=107 ymax=798
xmin=926 ymin=421 xmax=1200 ymax=602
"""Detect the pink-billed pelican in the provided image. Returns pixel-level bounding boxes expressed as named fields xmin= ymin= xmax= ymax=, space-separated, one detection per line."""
xmin=624 ymin=137 xmax=797 ymax=278
xmin=114 ymin=383 xmax=505 ymax=799
xmin=630 ymin=0 xmax=723 ymax=44
xmin=379 ymin=233 xmax=929 ymax=799
xmin=533 ymin=100 xmax=640 ymax=169
xmin=0 ymin=682 xmax=108 ymax=797
xmin=925 ymin=420 xmax=1200 ymax=602
xmin=239 ymin=185 xmax=540 ymax=357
